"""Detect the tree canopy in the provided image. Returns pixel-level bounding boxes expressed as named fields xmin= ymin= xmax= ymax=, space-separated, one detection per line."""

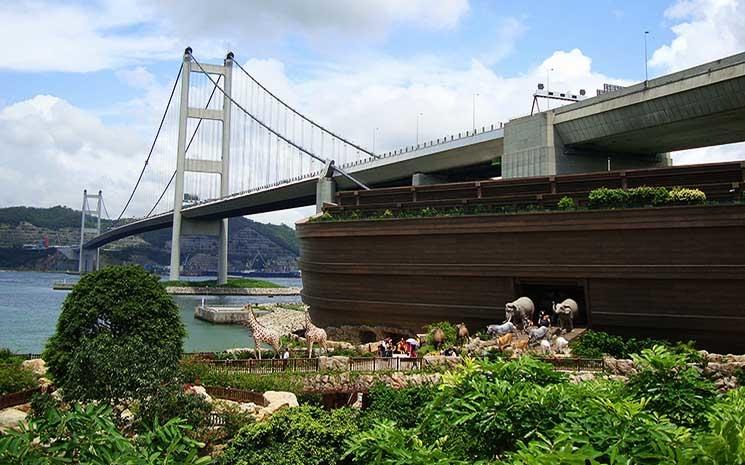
xmin=44 ymin=265 xmax=185 ymax=403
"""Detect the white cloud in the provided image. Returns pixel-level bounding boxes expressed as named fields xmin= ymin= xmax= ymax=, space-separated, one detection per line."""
xmin=650 ymin=0 xmax=745 ymax=73
xmin=650 ymin=0 xmax=745 ymax=167
xmin=116 ymin=66 xmax=156 ymax=89
xmin=0 ymin=95 xmax=156 ymax=214
xmin=3 ymin=0 xmax=470 ymax=73
xmin=156 ymin=0 xmax=469 ymax=42
xmin=0 ymin=1 xmax=179 ymax=72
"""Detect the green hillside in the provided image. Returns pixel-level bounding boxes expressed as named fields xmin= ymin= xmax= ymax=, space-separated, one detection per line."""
xmin=0 ymin=205 xmax=299 ymax=255
xmin=0 ymin=205 xmax=113 ymax=230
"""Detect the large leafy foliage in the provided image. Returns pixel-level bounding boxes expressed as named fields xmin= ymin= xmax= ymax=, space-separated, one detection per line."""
xmin=0 ymin=403 xmax=210 ymax=465
xmin=627 ymin=346 xmax=716 ymax=430
xmin=218 ymin=406 xmax=360 ymax=465
xmin=43 ymin=265 xmax=184 ymax=404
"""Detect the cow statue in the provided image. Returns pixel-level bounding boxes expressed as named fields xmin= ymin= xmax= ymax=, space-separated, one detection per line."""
xmin=528 ymin=325 xmax=550 ymax=345
xmin=504 ymin=297 xmax=535 ymax=332
xmin=486 ymin=321 xmax=516 ymax=337
xmin=456 ymin=323 xmax=470 ymax=345
xmin=553 ymin=298 xmax=579 ymax=333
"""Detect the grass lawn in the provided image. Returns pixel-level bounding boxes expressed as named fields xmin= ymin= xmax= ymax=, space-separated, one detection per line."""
xmin=159 ymin=277 xmax=284 ymax=288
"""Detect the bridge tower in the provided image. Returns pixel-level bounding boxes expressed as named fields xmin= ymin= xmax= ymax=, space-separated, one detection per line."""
xmin=78 ymin=189 xmax=102 ymax=274
xmin=170 ymin=48 xmax=233 ymax=284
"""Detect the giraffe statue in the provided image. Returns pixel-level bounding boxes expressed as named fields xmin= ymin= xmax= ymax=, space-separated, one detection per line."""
xmin=243 ymin=305 xmax=281 ymax=360
xmin=303 ymin=310 xmax=328 ymax=358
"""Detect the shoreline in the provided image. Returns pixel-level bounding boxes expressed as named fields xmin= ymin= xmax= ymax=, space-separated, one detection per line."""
xmin=166 ymin=286 xmax=301 ymax=296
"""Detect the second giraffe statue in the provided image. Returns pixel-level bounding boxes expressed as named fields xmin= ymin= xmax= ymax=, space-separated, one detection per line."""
xmin=303 ymin=310 xmax=328 ymax=358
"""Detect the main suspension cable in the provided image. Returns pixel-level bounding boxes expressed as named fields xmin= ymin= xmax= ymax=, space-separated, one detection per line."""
xmin=190 ymin=52 xmax=370 ymax=190
xmin=114 ymin=64 xmax=182 ymax=224
xmin=232 ymin=60 xmax=379 ymax=159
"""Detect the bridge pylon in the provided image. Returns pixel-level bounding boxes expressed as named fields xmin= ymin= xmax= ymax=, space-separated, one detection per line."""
xmin=169 ymin=48 xmax=233 ymax=284
xmin=79 ymin=189 xmax=102 ymax=274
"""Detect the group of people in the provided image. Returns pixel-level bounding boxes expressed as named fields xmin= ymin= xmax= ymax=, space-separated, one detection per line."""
xmin=377 ymin=337 xmax=419 ymax=358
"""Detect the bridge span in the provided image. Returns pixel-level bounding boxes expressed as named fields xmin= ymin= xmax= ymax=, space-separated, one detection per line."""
xmin=82 ymin=49 xmax=745 ymax=282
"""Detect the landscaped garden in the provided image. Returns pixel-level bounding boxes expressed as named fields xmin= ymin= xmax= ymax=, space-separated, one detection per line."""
xmin=2 ymin=265 xmax=745 ymax=464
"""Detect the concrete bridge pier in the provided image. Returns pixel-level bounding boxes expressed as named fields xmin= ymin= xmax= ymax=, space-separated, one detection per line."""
xmin=79 ymin=249 xmax=98 ymax=273
xmin=316 ymin=176 xmax=337 ymax=213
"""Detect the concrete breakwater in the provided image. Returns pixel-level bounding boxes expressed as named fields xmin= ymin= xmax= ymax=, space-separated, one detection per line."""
xmin=166 ymin=286 xmax=301 ymax=296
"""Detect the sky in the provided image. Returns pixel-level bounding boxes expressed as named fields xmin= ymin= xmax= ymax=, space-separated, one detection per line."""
xmin=1 ymin=0 xmax=744 ymax=226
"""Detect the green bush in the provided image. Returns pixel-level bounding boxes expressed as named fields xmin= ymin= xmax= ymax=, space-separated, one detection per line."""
xmin=627 ymin=345 xmax=717 ymax=430
xmin=134 ymin=385 xmax=212 ymax=435
xmin=345 ymin=420 xmax=467 ymax=465
xmin=668 ymin=186 xmax=707 ymax=205
xmin=425 ymin=321 xmax=457 ymax=348
xmin=571 ymin=330 xmax=700 ymax=361
xmin=417 ymin=358 xmax=573 ymax=459
xmin=556 ymin=196 xmax=576 ymax=210
xmin=687 ymin=388 xmax=745 ymax=463
xmin=588 ymin=187 xmax=630 ymax=209
xmin=364 ymin=383 xmax=436 ymax=428
xmin=570 ymin=330 xmax=628 ymax=358
xmin=0 ymin=364 xmax=37 ymax=395
xmin=508 ymin=397 xmax=691 ymax=465
xmin=0 ymin=348 xmax=24 ymax=365
xmin=0 ymin=403 xmax=210 ymax=465
xmin=588 ymin=186 xmax=707 ymax=210
xmin=44 ymin=265 xmax=185 ymax=404
xmin=219 ymin=406 xmax=360 ymax=465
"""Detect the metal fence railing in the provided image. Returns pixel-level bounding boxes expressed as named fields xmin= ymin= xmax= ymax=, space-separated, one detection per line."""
xmin=202 ymin=356 xmax=426 ymax=374
xmin=206 ymin=357 xmax=321 ymax=374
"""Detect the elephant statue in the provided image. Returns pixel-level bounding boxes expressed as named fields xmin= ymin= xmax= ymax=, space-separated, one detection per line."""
xmin=553 ymin=298 xmax=578 ymax=333
xmin=504 ymin=297 xmax=535 ymax=331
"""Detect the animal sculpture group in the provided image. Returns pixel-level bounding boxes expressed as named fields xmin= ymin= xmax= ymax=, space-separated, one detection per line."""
xmin=482 ymin=296 xmax=577 ymax=354
xmin=242 ymin=305 xmax=328 ymax=359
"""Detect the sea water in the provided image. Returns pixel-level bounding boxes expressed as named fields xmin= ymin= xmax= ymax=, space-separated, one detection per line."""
xmin=0 ymin=270 xmax=302 ymax=353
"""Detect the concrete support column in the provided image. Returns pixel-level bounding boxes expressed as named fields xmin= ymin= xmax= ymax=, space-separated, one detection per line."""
xmin=217 ymin=53 xmax=233 ymax=285
xmin=78 ymin=190 xmax=87 ymax=275
xmin=169 ymin=49 xmax=192 ymax=281
xmin=412 ymin=172 xmax=447 ymax=186
xmin=95 ymin=190 xmax=102 ymax=271
xmin=316 ymin=177 xmax=337 ymax=213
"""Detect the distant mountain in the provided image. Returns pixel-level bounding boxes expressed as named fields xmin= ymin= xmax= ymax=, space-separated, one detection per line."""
xmin=0 ymin=205 xmax=300 ymax=273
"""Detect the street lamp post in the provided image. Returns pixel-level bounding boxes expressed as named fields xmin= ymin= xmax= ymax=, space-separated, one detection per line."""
xmin=644 ymin=31 xmax=650 ymax=82
xmin=372 ymin=127 xmax=379 ymax=153
xmin=472 ymin=93 xmax=479 ymax=132
xmin=546 ymin=68 xmax=554 ymax=109
xmin=416 ymin=112 xmax=423 ymax=145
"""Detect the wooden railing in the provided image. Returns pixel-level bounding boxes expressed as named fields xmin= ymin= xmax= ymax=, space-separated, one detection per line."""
xmin=329 ymin=161 xmax=745 ymax=213
xmin=0 ymin=387 xmax=42 ymax=410
xmin=204 ymin=386 xmax=267 ymax=406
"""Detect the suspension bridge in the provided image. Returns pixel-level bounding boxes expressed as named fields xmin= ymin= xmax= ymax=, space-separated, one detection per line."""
xmin=79 ymin=48 xmax=745 ymax=283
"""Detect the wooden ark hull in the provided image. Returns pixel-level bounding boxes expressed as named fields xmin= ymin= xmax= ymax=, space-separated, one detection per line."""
xmin=297 ymin=205 xmax=745 ymax=353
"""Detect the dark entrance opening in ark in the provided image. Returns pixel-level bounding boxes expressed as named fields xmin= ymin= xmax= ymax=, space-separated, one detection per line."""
xmin=514 ymin=278 xmax=589 ymax=327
